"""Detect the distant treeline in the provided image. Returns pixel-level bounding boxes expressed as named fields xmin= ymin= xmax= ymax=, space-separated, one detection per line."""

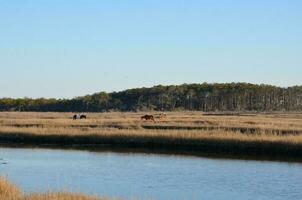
xmin=1 ymin=83 xmax=302 ymax=112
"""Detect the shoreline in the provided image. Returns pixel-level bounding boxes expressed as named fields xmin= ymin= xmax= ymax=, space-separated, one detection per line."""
xmin=0 ymin=132 xmax=301 ymax=163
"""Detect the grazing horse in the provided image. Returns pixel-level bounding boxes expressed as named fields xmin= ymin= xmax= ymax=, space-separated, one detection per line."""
xmin=141 ymin=114 xmax=155 ymax=122
xmin=73 ymin=114 xmax=87 ymax=120
xmin=154 ymin=112 xmax=167 ymax=122
xmin=158 ymin=112 xmax=167 ymax=121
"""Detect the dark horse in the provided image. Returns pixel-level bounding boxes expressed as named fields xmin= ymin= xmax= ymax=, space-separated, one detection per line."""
xmin=73 ymin=114 xmax=87 ymax=120
xmin=141 ymin=114 xmax=155 ymax=122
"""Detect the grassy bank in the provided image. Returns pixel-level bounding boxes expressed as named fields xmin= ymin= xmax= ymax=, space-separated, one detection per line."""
xmin=0 ymin=177 xmax=105 ymax=200
xmin=0 ymin=112 xmax=302 ymax=161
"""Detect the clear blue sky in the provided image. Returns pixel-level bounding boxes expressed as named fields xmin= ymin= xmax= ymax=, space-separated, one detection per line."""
xmin=0 ymin=0 xmax=301 ymax=98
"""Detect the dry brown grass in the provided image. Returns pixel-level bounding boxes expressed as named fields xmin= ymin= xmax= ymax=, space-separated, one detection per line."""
xmin=0 ymin=177 xmax=109 ymax=200
xmin=0 ymin=111 xmax=302 ymax=140
xmin=0 ymin=112 xmax=301 ymax=160
xmin=0 ymin=176 xmax=21 ymax=200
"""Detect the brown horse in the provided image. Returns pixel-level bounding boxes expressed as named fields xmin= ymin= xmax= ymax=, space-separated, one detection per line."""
xmin=141 ymin=114 xmax=155 ymax=122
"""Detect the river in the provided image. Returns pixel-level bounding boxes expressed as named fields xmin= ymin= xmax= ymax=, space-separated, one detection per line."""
xmin=0 ymin=147 xmax=301 ymax=200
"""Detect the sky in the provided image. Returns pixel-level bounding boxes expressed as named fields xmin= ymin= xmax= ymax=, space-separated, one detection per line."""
xmin=0 ymin=0 xmax=301 ymax=98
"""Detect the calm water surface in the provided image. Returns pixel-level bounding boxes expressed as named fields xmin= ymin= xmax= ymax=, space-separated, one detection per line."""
xmin=0 ymin=147 xmax=301 ymax=200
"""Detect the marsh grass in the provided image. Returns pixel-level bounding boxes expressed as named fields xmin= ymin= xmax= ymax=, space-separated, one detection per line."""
xmin=0 ymin=176 xmax=21 ymax=200
xmin=0 ymin=112 xmax=302 ymax=160
xmin=0 ymin=177 xmax=108 ymax=200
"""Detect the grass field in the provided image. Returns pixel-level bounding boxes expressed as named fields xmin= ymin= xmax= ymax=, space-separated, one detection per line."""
xmin=0 ymin=112 xmax=302 ymax=161
xmin=0 ymin=176 xmax=107 ymax=200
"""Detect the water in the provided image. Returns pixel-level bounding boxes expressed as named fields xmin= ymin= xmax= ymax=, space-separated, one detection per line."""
xmin=0 ymin=147 xmax=302 ymax=200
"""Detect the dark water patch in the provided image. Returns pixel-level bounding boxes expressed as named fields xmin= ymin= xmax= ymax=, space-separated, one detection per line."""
xmin=142 ymin=124 xmax=302 ymax=135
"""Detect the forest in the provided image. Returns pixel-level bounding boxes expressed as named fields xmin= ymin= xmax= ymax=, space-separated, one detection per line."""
xmin=1 ymin=83 xmax=302 ymax=112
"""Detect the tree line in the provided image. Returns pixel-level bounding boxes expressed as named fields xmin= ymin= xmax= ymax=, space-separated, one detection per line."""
xmin=1 ymin=83 xmax=302 ymax=112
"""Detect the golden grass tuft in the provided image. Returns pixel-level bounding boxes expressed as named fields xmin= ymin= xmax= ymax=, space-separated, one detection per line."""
xmin=0 ymin=177 xmax=109 ymax=200
xmin=0 ymin=177 xmax=21 ymax=200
